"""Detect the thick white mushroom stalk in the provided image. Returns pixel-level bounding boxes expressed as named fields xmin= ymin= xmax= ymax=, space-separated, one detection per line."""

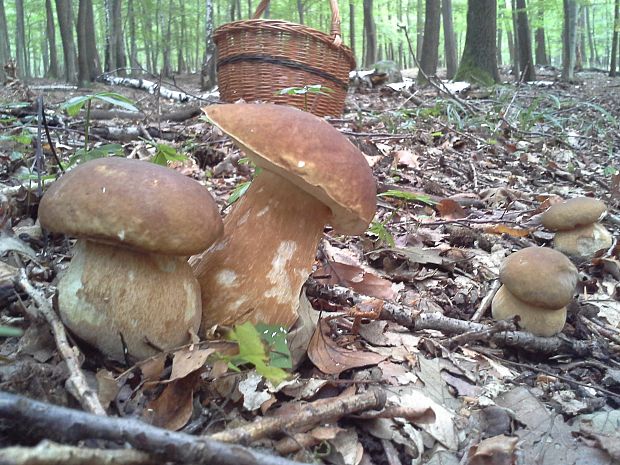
xmin=192 ymin=170 xmax=331 ymax=331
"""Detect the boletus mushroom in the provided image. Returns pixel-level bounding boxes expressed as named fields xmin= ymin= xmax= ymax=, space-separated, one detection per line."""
xmin=39 ymin=157 xmax=223 ymax=361
xmin=193 ymin=103 xmax=376 ymax=331
xmin=541 ymin=197 xmax=612 ymax=259
xmin=491 ymin=247 xmax=578 ymax=336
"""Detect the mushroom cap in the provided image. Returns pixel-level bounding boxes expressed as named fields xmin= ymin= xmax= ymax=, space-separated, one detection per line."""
xmin=541 ymin=197 xmax=607 ymax=231
xmin=203 ymin=103 xmax=376 ymax=235
xmin=499 ymin=247 xmax=577 ymax=309
xmin=554 ymin=223 xmax=613 ymax=258
xmin=491 ymin=285 xmax=566 ymax=337
xmin=39 ymin=157 xmax=223 ymax=255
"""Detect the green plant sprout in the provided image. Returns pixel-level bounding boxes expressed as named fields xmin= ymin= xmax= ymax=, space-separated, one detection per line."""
xmin=143 ymin=140 xmax=188 ymax=166
xmin=277 ymin=84 xmax=334 ymax=112
xmin=61 ymin=92 xmax=138 ymax=158
xmin=223 ymin=321 xmax=290 ymax=385
xmin=368 ymin=219 xmax=396 ymax=247
xmin=227 ymin=157 xmax=263 ymax=205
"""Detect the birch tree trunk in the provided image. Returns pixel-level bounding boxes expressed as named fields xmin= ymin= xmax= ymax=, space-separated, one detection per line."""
xmin=200 ymin=0 xmax=216 ymax=90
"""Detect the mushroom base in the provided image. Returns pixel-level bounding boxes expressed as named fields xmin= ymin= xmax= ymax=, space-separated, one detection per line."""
xmin=491 ymin=285 xmax=566 ymax=337
xmin=193 ymin=170 xmax=332 ymax=332
xmin=59 ymin=240 xmax=202 ymax=361
xmin=554 ymin=223 xmax=613 ymax=258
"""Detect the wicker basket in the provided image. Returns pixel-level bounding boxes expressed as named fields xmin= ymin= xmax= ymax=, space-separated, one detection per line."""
xmin=214 ymin=0 xmax=356 ymax=117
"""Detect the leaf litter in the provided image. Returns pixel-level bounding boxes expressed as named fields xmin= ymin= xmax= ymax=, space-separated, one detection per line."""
xmin=1 ymin=69 xmax=620 ymax=464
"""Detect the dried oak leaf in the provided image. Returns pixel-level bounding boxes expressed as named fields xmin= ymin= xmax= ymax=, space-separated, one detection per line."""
xmin=308 ymin=319 xmax=386 ymax=375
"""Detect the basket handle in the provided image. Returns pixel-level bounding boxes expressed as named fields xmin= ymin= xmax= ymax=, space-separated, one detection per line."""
xmin=252 ymin=0 xmax=343 ymax=46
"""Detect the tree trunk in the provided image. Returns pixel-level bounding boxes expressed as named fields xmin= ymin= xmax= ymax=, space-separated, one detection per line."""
xmin=610 ymin=0 xmax=618 ymax=76
xmin=297 ymin=0 xmax=304 ymax=24
xmin=534 ymin=3 xmax=547 ymax=65
xmin=127 ymin=0 xmax=139 ymax=74
xmin=0 ymin=1 xmax=8 ymax=82
xmin=45 ymin=0 xmax=60 ymax=78
xmin=515 ymin=0 xmax=535 ymax=80
xmin=501 ymin=0 xmax=515 ymax=70
xmin=575 ymin=6 xmax=586 ymax=69
xmin=177 ymin=0 xmax=187 ymax=73
xmin=55 ymin=0 xmax=78 ymax=83
xmin=105 ymin=0 xmax=127 ymax=74
xmin=418 ymin=0 xmax=440 ymax=84
xmin=349 ymin=1 xmax=356 ymax=57
xmin=416 ymin=0 xmax=424 ymax=58
xmin=454 ymin=0 xmax=500 ymax=85
xmin=363 ymin=0 xmax=377 ymax=67
xmin=77 ymin=0 xmax=100 ymax=85
xmin=15 ymin=0 xmax=28 ymax=79
xmin=585 ymin=6 xmax=597 ymax=65
xmin=441 ymin=0 xmax=457 ymax=79
xmin=200 ymin=0 xmax=216 ymax=90
xmin=561 ymin=0 xmax=578 ymax=81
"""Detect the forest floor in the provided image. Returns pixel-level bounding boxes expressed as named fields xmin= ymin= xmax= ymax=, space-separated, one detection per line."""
xmin=1 ymin=66 xmax=619 ymax=465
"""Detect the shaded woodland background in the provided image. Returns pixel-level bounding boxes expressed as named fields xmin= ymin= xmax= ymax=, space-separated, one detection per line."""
xmin=2 ymin=0 xmax=620 ymax=88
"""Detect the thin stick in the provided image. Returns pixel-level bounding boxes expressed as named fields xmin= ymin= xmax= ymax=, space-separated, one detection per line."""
xmin=14 ymin=269 xmax=106 ymax=416
xmin=471 ymin=280 xmax=501 ymax=322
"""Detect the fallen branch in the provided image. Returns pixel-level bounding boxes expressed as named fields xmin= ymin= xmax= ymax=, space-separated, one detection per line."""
xmin=210 ymin=389 xmax=386 ymax=445
xmin=14 ymin=269 xmax=106 ymax=415
xmin=0 ymin=392 xmax=307 ymax=465
xmin=471 ymin=280 xmax=501 ymax=322
xmin=0 ymin=441 xmax=153 ymax=465
xmin=305 ymin=279 xmax=600 ymax=356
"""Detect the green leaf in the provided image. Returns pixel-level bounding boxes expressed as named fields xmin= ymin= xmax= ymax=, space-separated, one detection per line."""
xmin=227 ymin=181 xmax=251 ymax=205
xmin=227 ymin=322 xmax=289 ymax=385
xmin=67 ymin=145 xmax=124 ymax=167
xmin=378 ymin=190 xmax=437 ymax=205
xmin=255 ymin=323 xmax=292 ymax=369
xmin=151 ymin=143 xmax=188 ymax=166
xmin=94 ymin=93 xmax=139 ymax=112
xmin=368 ymin=221 xmax=395 ymax=247
xmin=61 ymin=95 xmax=91 ymax=116
xmin=0 ymin=325 xmax=23 ymax=338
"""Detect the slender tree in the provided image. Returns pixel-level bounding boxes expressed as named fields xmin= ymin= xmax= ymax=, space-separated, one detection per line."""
xmin=45 ymin=0 xmax=60 ymax=78
xmin=104 ymin=0 xmax=127 ymax=73
xmin=55 ymin=0 xmax=78 ymax=83
xmin=15 ymin=0 xmax=28 ymax=79
xmin=77 ymin=0 xmax=100 ymax=84
xmin=127 ymin=0 xmax=139 ymax=73
xmin=200 ymin=0 xmax=216 ymax=89
xmin=515 ymin=0 xmax=535 ymax=80
xmin=534 ymin=1 xmax=548 ymax=65
xmin=441 ymin=0 xmax=457 ymax=79
xmin=363 ymin=0 xmax=377 ymax=67
xmin=416 ymin=0 xmax=424 ymax=58
xmin=349 ymin=0 xmax=356 ymax=57
xmin=454 ymin=0 xmax=500 ymax=84
xmin=418 ymin=0 xmax=440 ymax=84
xmin=561 ymin=0 xmax=578 ymax=81
xmin=0 ymin=0 xmax=8 ymax=82
xmin=610 ymin=0 xmax=619 ymax=76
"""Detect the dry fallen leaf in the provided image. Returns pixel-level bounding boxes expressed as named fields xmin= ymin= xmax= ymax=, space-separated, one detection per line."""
xmin=484 ymin=224 xmax=532 ymax=237
xmin=169 ymin=347 xmax=214 ymax=382
xmin=145 ymin=372 xmax=199 ymax=430
xmin=314 ymin=260 xmax=395 ymax=300
xmin=436 ymin=198 xmax=467 ymax=219
xmin=308 ymin=319 xmax=386 ymax=375
xmin=467 ymin=434 xmax=518 ymax=465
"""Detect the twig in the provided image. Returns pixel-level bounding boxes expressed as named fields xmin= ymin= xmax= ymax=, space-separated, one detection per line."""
xmin=0 ymin=391 xmax=309 ymax=465
xmin=209 ymin=390 xmax=386 ymax=445
xmin=14 ymin=269 xmax=106 ymax=416
xmin=471 ymin=280 xmax=501 ymax=322
xmin=0 ymin=441 xmax=153 ymax=465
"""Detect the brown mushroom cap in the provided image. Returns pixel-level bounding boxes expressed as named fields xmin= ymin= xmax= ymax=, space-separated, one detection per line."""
xmin=499 ymin=247 xmax=577 ymax=309
xmin=541 ymin=197 xmax=607 ymax=231
xmin=491 ymin=285 xmax=566 ymax=337
xmin=39 ymin=157 xmax=223 ymax=255
xmin=203 ymin=103 xmax=376 ymax=235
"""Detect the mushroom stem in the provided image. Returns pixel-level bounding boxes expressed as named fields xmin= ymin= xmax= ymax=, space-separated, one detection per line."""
xmin=193 ymin=170 xmax=331 ymax=331
xmin=59 ymin=240 xmax=202 ymax=361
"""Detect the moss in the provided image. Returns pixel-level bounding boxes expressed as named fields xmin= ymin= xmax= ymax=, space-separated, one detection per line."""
xmin=454 ymin=58 xmax=496 ymax=86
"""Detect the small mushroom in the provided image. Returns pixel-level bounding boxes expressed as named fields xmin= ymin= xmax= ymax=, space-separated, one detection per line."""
xmin=541 ymin=197 xmax=613 ymax=258
xmin=39 ymin=157 xmax=223 ymax=361
xmin=491 ymin=247 xmax=578 ymax=336
xmin=192 ymin=103 xmax=376 ymax=331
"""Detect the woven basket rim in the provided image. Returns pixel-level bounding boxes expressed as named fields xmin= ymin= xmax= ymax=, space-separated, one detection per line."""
xmin=213 ymin=18 xmax=356 ymax=70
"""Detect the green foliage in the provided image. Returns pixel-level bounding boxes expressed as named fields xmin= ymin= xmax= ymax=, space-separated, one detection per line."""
xmin=378 ymin=190 xmax=437 ymax=206
xmin=147 ymin=142 xmax=188 ymax=166
xmin=368 ymin=220 xmax=396 ymax=247
xmin=225 ymin=322 xmax=290 ymax=385
xmin=61 ymin=92 xmax=138 ymax=117
xmin=227 ymin=181 xmax=251 ymax=205
xmin=0 ymin=325 xmax=23 ymax=338
xmin=277 ymin=85 xmax=333 ymax=112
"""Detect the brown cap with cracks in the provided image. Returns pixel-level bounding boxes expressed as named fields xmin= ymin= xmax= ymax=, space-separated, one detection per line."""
xmin=39 ymin=157 xmax=223 ymax=255
xmin=499 ymin=247 xmax=577 ymax=309
xmin=541 ymin=197 xmax=607 ymax=231
xmin=203 ymin=103 xmax=376 ymax=235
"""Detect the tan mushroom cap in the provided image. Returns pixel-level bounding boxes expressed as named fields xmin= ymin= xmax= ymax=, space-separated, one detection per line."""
xmin=491 ymin=285 xmax=567 ymax=337
xmin=39 ymin=157 xmax=223 ymax=255
xmin=499 ymin=247 xmax=578 ymax=309
xmin=203 ymin=103 xmax=376 ymax=235
xmin=541 ymin=197 xmax=607 ymax=231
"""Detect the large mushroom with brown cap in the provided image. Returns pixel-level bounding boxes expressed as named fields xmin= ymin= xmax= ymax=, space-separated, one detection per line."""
xmin=541 ymin=197 xmax=613 ymax=259
xmin=39 ymin=157 xmax=223 ymax=361
xmin=192 ymin=103 xmax=376 ymax=331
xmin=491 ymin=247 xmax=578 ymax=336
